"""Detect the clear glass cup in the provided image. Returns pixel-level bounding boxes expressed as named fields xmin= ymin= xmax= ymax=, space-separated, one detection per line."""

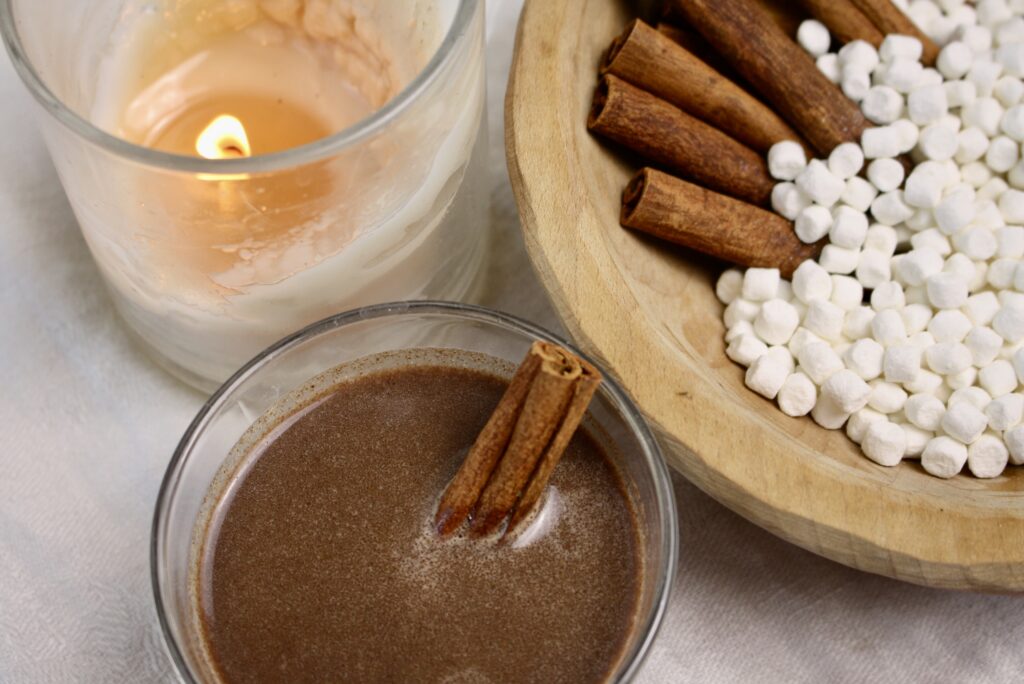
xmin=0 ymin=0 xmax=489 ymax=391
xmin=151 ymin=301 xmax=679 ymax=683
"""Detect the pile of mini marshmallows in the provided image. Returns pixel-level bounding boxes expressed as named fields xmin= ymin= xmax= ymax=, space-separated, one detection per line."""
xmin=718 ymin=0 xmax=1024 ymax=478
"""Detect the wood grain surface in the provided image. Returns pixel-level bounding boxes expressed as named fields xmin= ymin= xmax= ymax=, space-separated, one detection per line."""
xmin=505 ymin=0 xmax=1024 ymax=592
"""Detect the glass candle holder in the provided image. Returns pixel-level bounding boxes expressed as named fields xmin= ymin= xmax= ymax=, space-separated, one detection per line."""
xmin=152 ymin=301 xmax=679 ymax=682
xmin=0 ymin=0 xmax=489 ymax=391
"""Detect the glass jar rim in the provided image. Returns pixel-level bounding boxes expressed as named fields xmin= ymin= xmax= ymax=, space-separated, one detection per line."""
xmin=151 ymin=300 xmax=680 ymax=683
xmin=0 ymin=0 xmax=478 ymax=175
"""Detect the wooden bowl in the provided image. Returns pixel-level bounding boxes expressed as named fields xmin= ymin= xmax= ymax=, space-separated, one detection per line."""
xmin=506 ymin=0 xmax=1024 ymax=592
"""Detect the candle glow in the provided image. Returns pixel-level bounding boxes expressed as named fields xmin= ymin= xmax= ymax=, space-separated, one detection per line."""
xmin=195 ymin=114 xmax=251 ymax=160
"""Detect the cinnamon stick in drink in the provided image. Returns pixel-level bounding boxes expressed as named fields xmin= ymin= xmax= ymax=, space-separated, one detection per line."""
xmin=621 ymin=168 xmax=821 ymax=278
xmin=602 ymin=20 xmax=808 ymax=155
xmin=435 ymin=342 xmax=603 ymax=538
xmin=796 ymin=0 xmax=885 ymax=47
xmin=589 ymin=75 xmax=775 ymax=206
xmin=848 ymin=0 xmax=939 ymax=65
xmin=668 ymin=0 xmax=870 ymax=157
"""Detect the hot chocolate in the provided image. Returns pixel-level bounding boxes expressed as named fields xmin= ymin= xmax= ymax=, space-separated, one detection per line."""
xmin=194 ymin=356 xmax=643 ymax=683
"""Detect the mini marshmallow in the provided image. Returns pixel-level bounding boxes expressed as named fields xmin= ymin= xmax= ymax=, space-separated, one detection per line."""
xmin=967 ymin=59 xmax=1004 ymax=96
xmin=986 ymin=393 xmax=1024 ymax=431
xmin=998 ymin=188 xmax=1024 ymax=222
xmin=816 ymin=53 xmax=841 ymax=83
xmin=975 ymin=199 xmax=1008 ymax=228
xmin=928 ymin=310 xmax=973 ymax=342
xmin=828 ymin=143 xmax=865 ymax=181
xmin=725 ymin=320 xmax=755 ymax=343
xmin=962 ymin=160 xmax=994 ymax=187
xmin=744 ymin=346 xmax=794 ymax=399
xmin=978 ymin=0 xmax=1013 ymax=27
xmin=844 ymin=306 xmax=876 ymax=340
xmin=917 ymin=122 xmax=959 ymax=161
xmin=862 ymin=86 xmax=904 ymax=124
xmin=861 ymin=126 xmax=904 ymax=159
xmin=819 ymin=245 xmax=861 ymax=275
xmin=979 ymin=359 xmax=1019 ymax=396
xmin=953 ymin=228 xmax=999 ymax=262
xmin=771 ymin=182 xmax=812 ymax=220
xmin=777 ymin=372 xmax=817 ymax=417
xmin=830 ymin=275 xmax=864 ymax=311
xmin=958 ymin=24 xmax=993 ymax=54
xmin=945 ymin=79 xmax=978 ymax=109
xmin=905 ymin=393 xmax=946 ymax=431
xmin=905 ymin=286 xmax=930 ymax=306
xmin=941 ymin=401 xmax=989 ymax=443
xmin=1001 ymin=103 xmax=1024 ymax=141
xmin=938 ymin=40 xmax=974 ymax=79
xmin=866 ymin=158 xmax=906 ymax=192
xmin=902 ymin=423 xmax=932 ymax=458
xmin=841 ymin=177 xmax=879 ymax=212
xmin=989 ymin=258 xmax=1019 ymax=289
xmin=1014 ymin=262 xmax=1024 ymax=292
xmin=727 ymin=334 xmax=769 ymax=366
xmin=868 ymin=380 xmax=908 ymax=413
xmin=723 ymin=298 xmax=759 ymax=328
xmin=872 ymin=308 xmax=909 ymax=346
xmin=830 ymin=206 xmax=869 ymax=248
xmin=947 ymin=366 xmax=979 ymax=390
xmin=796 ymin=160 xmax=846 ymax=208
xmin=909 ymin=330 xmax=937 ymax=350
xmin=926 ymin=341 xmax=973 ymax=374
xmin=892 ymin=119 xmax=921 ymax=154
xmin=851 ymin=248 xmax=892 ymax=288
xmin=995 ymin=75 xmax=1024 ymax=107
xmin=965 ymin=291 xmax=1002 ymax=325
xmin=993 ymin=302 xmax=1024 ymax=342
xmin=935 ymin=185 xmax=977 ymax=234
xmin=977 ymin=177 xmax=1010 ymax=203
xmin=965 ymin=326 xmax=1004 ymax=367
xmin=803 ymin=299 xmax=845 ymax=341
xmin=862 ymin=421 xmax=907 ymax=466
xmin=962 ymin=97 xmax=1004 ymax=137
xmin=897 ymin=248 xmax=944 ymax=286
xmin=810 ymin=393 xmax=851 ymax=429
xmin=715 ymin=269 xmax=744 ymax=305
xmin=798 ymin=341 xmax=844 ymax=385
xmin=905 ymin=368 xmax=944 ymax=394
xmin=797 ymin=19 xmax=830 ymax=57
xmin=955 ymin=127 xmax=990 ymax=164
xmin=786 ymin=327 xmax=823 ymax=357
xmin=1005 ymin=424 xmax=1024 ymax=465
xmin=908 ymin=83 xmax=948 ymax=125
xmin=742 ymin=268 xmax=781 ymax=302
xmin=844 ymin=338 xmax=885 ymax=381
xmin=842 ymin=67 xmax=872 ymax=102
xmin=792 ymin=260 xmax=833 ymax=303
xmin=998 ymin=42 xmax=1024 ymax=77
xmin=864 ymin=224 xmax=898 ymax=256
xmin=884 ymin=344 xmax=922 ymax=383
xmin=985 ymin=134 xmax=1020 ymax=172
xmin=767 ymin=140 xmax=808 ymax=181
xmin=880 ymin=34 xmax=923 ymax=63
xmin=871 ymin=191 xmax=916 ymax=225
xmin=926 ymin=271 xmax=970 ymax=309
xmin=997 ymin=227 xmax=1024 ymax=258
xmin=967 ymin=433 xmax=1009 ymax=477
xmin=871 ymin=281 xmax=906 ymax=311
xmin=821 ymin=369 xmax=872 ymax=414
xmin=754 ymin=299 xmax=800 ymax=345
xmin=1010 ymin=159 xmax=1024 ymax=187
xmin=839 ymin=40 xmax=880 ymax=71
xmin=847 ymin=408 xmax=886 ymax=444
xmin=922 ymin=436 xmax=969 ymax=477
xmin=794 ymin=205 xmax=833 ymax=243
xmin=884 ymin=58 xmax=924 ymax=93
xmin=901 ymin=304 xmax=933 ymax=335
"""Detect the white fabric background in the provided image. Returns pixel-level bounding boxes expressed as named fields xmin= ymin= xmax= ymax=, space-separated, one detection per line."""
xmin=1 ymin=1 xmax=1021 ymax=681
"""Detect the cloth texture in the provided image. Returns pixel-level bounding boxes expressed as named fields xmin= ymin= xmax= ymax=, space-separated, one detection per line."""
xmin=1 ymin=1 xmax=1021 ymax=681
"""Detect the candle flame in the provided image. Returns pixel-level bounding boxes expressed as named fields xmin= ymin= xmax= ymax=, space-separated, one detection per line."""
xmin=196 ymin=115 xmax=252 ymax=159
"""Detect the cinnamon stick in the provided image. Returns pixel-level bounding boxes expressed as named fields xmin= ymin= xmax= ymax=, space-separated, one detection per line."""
xmin=655 ymin=22 xmax=742 ymax=82
xmin=796 ymin=0 xmax=885 ymax=48
xmin=434 ymin=342 xmax=603 ymax=539
xmin=848 ymin=0 xmax=939 ymax=65
xmin=589 ymin=75 xmax=775 ymax=206
xmin=668 ymin=0 xmax=870 ymax=157
xmin=602 ymin=20 xmax=808 ymax=155
xmin=621 ymin=168 xmax=820 ymax=278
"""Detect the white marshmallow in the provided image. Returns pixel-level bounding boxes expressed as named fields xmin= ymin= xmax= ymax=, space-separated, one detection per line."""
xmin=897 ymin=248 xmax=944 ymax=286
xmin=994 ymin=76 xmax=1024 ymax=108
xmin=965 ymin=326 xmax=1004 ymax=367
xmin=947 ymin=366 xmax=979 ymax=391
xmin=962 ymin=97 xmax=1004 ymax=136
xmin=862 ymin=421 xmax=907 ymax=466
xmin=901 ymin=303 xmax=933 ymax=335
xmin=926 ymin=272 xmax=970 ymax=309
xmin=922 ymin=436 xmax=969 ymax=477
xmin=967 ymin=59 xmax=1004 ymax=96
xmin=1004 ymin=424 xmax=1024 ymax=465
xmin=767 ymin=140 xmax=808 ymax=181
xmin=892 ymin=118 xmax=921 ymax=153
xmin=725 ymin=320 xmax=754 ymax=343
xmin=979 ymin=359 xmax=1019 ymax=396
xmin=795 ymin=160 xmax=846 ymax=208
xmin=884 ymin=344 xmax=922 ymax=383
xmin=934 ymin=185 xmax=977 ymax=235
xmin=989 ymin=258 xmax=1019 ymax=289
xmin=811 ymin=393 xmax=851 ymax=429
xmin=941 ymin=401 xmax=989 ymax=443
xmin=792 ymin=260 xmax=833 ymax=303
xmin=797 ymin=19 xmax=831 ymax=57
xmin=829 ymin=206 xmax=869 ymax=248
xmin=908 ymin=84 xmax=948 ymax=125
xmin=965 ymin=291 xmax=1002 ymax=325
xmin=847 ymin=407 xmax=886 ymax=444
xmin=777 ymin=371 xmax=818 ymax=417
xmin=997 ymin=42 xmax=1024 ymax=77
xmin=948 ymin=386 xmax=993 ymax=412
xmin=997 ymin=226 xmax=1024 ymax=258
xmin=872 ymin=309 xmax=909 ymax=346
xmin=839 ymin=40 xmax=880 ymax=72
xmin=744 ymin=346 xmax=794 ymax=399
xmin=938 ymin=40 xmax=974 ymax=79
xmin=884 ymin=58 xmax=924 ymax=93
xmin=821 ymin=369 xmax=872 ymax=414
xmin=844 ymin=306 xmax=876 ymax=340
xmin=724 ymin=298 xmax=759 ymax=328
xmin=986 ymin=393 xmax=1024 ymax=431
xmin=880 ymin=34 xmax=923 ymax=63
xmin=901 ymin=423 xmax=932 ymax=458
xmin=771 ymin=182 xmax=812 ymax=220
xmin=925 ymin=341 xmax=973 ymax=374
xmin=803 ymin=299 xmax=845 ymax=341
xmin=905 ymin=393 xmax=946 ymax=431
xmin=727 ymin=334 xmax=769 ymax=366
xmin=871 ymin=281 xmax=906 ymax=311
xmin=787 ymin=327 xmax=823 ymax=357
xmin=997 ymin=188 xmax=1024 ymax=222
xmin=830 ymin=275 xmax=864 ymax=311
xmin=985 ymin=134 xmax=1020 ymax=172
xmin=871 ymin=191 xmax=916 ymax=225
xmin=864 ymin=224 xmax=898 ymax=256
xmin=953 ymin=227 xmax=999 ymax=261
xmin=904 ymin=368 xmax=944 ymax=395
xmin=917 ymin=122 xmax=959 ymax=161
xmin=945 ymin=79 xmax=978 ymax=109
xmin=828 ymin=143 xmax=865 ymax=181
xmin=958 ymin=24 xmax=994 ymax=54
xmin=816 ymin=53 xmax=841 ymax=83
xmin=868 ymin=380 xmax=908 ymax=413
xmin=742 ymin=268 xmax=780 ymax=302
xmin=993 ymin=302 xmax=1024 ymax=341
xmin=928 ymin=310 xmax=973 ymax=342
xmin=798 ymin=341 xmax=844 ymax=385
xmin=754 ymin=299 xmax=800 ymax=345
xmin=866 ymin=158 xmax=906 ymax=192
xmin=862 ymin=86 xmax=904 ymax=124
xmin=843 ymin=338 xmax=885 ymax=381
xmin=1001 ymin=103 xmax=1024 ymax=141
xmin=715 ymin=269 xmax=744 ymax=305
xmin=842 ymin=66 xmax=872 ymax=102
xmin=842 ymin=177 xmax=879 ymax=212
xmin=967 ymin=433 xmax=1009 ymax=477
xmin=962 ymin=160 xmax=994 ymax=187
xmin=955 ymin=127 xmax=990 ymax=164
xmin=794 ymin=205 xmax=833 ymax=243
xmin=861 ymin=126 xmax=904 ymax=160
xmin=819 ymin=245 xmax=861 ymax=275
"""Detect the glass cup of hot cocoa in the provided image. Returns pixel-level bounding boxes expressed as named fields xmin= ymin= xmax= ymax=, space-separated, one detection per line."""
xmin=152 ymin=301 xmax=678 ymax=683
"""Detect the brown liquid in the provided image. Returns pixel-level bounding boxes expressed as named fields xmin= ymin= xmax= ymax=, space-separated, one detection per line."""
xmin=197 ymin=363 xmax=642 ymax=683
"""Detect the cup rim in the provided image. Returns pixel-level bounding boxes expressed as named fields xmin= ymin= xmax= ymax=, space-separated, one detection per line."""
xmin=0 ymin=0 xmax=477 ymax=174
xmin=151 ymin=300 xmax=679 ymax=683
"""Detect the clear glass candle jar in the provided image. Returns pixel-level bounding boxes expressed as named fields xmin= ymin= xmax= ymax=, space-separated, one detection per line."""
xmin=0 ymin=0 xmax=489 ymax=390
xmin=152 ymin=301 xmax=679 ymax=682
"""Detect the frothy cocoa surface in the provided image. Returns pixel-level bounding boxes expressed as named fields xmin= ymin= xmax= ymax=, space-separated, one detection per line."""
xmin=198 ymin=364 xmax=642 ymax=683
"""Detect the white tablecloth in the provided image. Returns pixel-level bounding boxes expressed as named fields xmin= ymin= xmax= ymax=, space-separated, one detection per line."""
xmin=2 ymin=2 xmax=1022 ymax=681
